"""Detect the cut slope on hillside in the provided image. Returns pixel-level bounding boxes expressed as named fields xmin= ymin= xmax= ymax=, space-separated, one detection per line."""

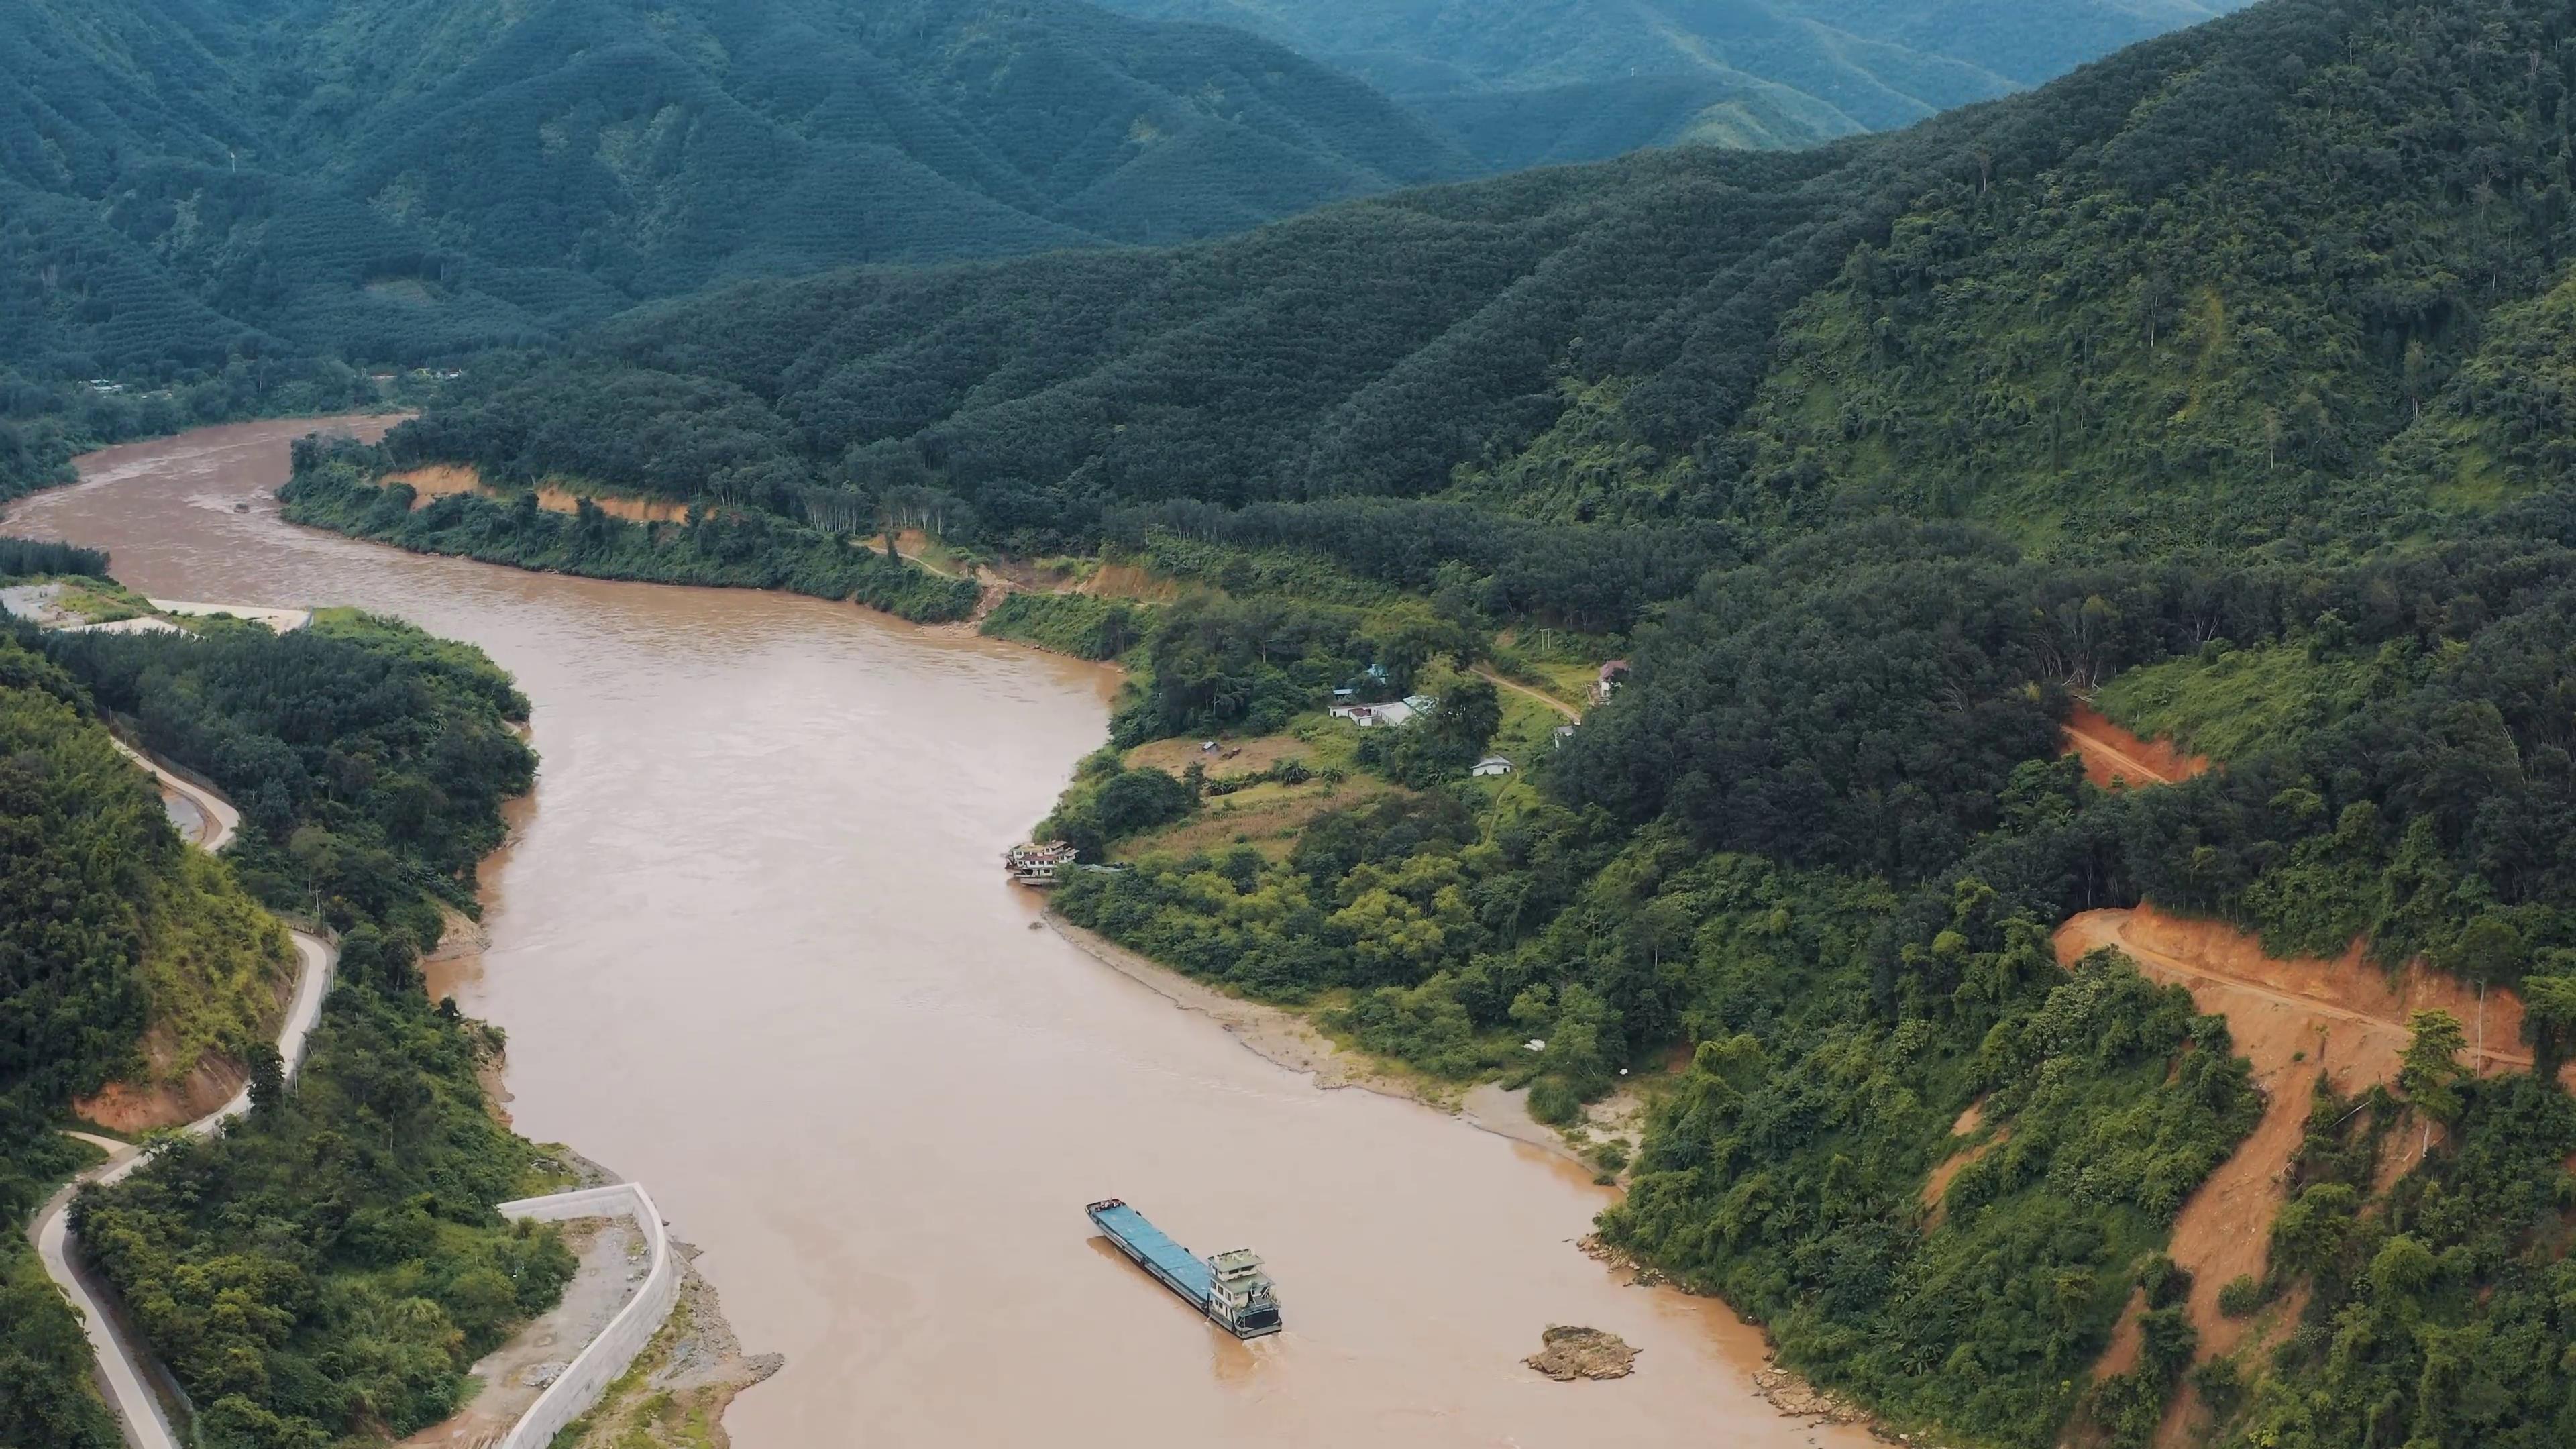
xmin=2063 ymin=704 xmax=2210 ymax=788
xmin=0 ymin=629 xmax=291 ymax=1124
xmin=2057 ymin=906 xmax=2555 ymax=1375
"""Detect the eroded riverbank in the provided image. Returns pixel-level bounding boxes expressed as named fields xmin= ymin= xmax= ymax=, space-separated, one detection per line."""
xmin=7 ymin=418 xmax=1875 ymax=1448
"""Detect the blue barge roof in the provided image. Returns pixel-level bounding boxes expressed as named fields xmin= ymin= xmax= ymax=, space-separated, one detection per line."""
xmin=1091 ymin=1201 xmax=1214 ymax=1301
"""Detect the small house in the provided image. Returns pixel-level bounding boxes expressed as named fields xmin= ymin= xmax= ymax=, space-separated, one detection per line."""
xmin=1471 ymin=755 xmax=1515 ymax=777
xmin=1004 ymin=840 xmax=1079 ymax=885
xmin=1329 ymin=700 xmax=1415 ymax=729
xmin=1591 ymin=660 xmax=1631 ymax=704
xmin=1552 ymin=724 xmax=1577 ymax=748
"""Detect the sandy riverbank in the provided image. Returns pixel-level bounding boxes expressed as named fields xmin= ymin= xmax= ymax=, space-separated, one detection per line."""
xmin=1040 ymin=912 xmax=1669 ymax=1174
xmin=1038 ymin=912 xmax=1926 ymax=1442
xmin=1039 ymin=914 xmax=1599 ymax=1166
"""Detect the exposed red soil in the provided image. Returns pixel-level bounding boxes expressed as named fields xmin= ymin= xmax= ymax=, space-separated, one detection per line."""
xmin=1076 ymin=560 xmax=1186 ymax=603
xmin=2057 ymin=905 xmax=2555 ymax=1375
xmin=72 ymin=953 xmax=299 ymax=1132
xmin=384 ymin=466 xmax=690 ymax=523
xmin=533 ymin=485 xmax=689 ymax=524
xmin=1921 ymin=1125 xmax=2008 ymax=1228
xmin=74 ymin=1053 xmax=248 ymax=1133
xmin=385 ymin=463 xmax=481 ymax=501
xmin=2061 ymin=705 xmax=2210 ymax=788
xmin=2094 ymin=1286 xmax=2149 ymax=1379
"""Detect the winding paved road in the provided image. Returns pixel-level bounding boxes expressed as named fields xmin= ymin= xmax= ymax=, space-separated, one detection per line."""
xmin=25 ymin=743 xmax=336 ymax=1449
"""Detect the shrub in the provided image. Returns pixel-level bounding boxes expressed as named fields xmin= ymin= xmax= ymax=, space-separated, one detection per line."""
xmin=2216 ymin=1274 xmax=2266 ymax=1318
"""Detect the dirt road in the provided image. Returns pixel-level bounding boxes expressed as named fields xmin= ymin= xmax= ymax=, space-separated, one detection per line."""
xmin=2058 ymin=904 xmax=2543 ymax=1387
xmin=1475 ymin=667 xmax=1582 ymax=722
xmin=2061 ymin=704 xmax=2208 ymax=788
xmin=2062 ymin=907 xmax=2534 ymax=1071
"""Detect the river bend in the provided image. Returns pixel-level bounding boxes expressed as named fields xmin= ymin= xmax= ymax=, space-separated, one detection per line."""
xmin=8 ymin=419 xmax=1868 ymax=1448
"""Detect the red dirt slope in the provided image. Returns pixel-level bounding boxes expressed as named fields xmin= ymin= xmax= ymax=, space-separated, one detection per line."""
xmin=2062 ymin=705 xmax=2210 ymax=788
xmin=2057 ymin=906 xmax=2548 ymax=1371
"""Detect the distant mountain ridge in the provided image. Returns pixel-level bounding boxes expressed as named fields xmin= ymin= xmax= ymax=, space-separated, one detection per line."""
xmin=0 ymin=0 xmax=1475 ymax=378
xmin=1094 ymin=0 xmax=2259 ymax=165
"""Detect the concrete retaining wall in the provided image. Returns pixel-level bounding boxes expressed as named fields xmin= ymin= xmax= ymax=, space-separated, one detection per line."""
xmin=492 ymin=1183 xmax=678 ymax=1449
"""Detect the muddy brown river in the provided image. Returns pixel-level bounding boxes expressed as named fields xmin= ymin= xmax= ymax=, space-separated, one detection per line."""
xmin=9 ymin=419 xmax=1871 ymax=1448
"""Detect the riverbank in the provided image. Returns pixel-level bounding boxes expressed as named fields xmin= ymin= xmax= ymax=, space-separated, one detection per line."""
xmin=541 ymin=1240 xmax=783 ymax=1449
xmin=1040 ymin=914 xmax=1645 ymax=1186
xmin=5 ymin=554 xmax=749 ymax=1449
xmin=280 ymin=443 xmax=979 ymax=623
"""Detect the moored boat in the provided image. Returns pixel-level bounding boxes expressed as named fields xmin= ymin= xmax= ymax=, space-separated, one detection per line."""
xmin=1086 ymin=1198 xmax=1283 ymax=1338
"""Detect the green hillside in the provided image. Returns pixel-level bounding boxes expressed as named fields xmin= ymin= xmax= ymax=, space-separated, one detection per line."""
xmin=385 ymin=0 xmax=2544 ymax=563
xmin=1 ymin=569 xmax=570 ymax=1449
xmin=0 ymin=0 xmax=1472 ymax=384
xmin=1095 ymin=0 xmax=2257 ymax=164
xmin=0 ymin=608 xmax=281 ymax=1449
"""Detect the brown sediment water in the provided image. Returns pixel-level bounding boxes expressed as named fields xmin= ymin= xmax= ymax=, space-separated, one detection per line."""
xmin=8 ymin=419 xmax=1874 ymax=1449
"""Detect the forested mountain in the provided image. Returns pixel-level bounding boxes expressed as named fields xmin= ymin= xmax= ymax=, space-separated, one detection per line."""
xmin=0 ymin=0 xmax=2265 ymax=502
xmin=1093 ymin=0 xmax=2257 ymax=165
xmin=0 ymin=0 xmax=1470 ymax=385
xmin=395 ymin=0 xmax=2546 ymax=568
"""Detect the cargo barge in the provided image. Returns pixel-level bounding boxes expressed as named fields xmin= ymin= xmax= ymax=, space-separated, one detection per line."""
xmin=1087 ymin=1199 xmax=1283 ymax=1338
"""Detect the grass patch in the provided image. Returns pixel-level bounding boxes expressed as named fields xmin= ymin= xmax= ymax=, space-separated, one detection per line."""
xmin=1138 ymin=532 xmax=1398 ymax=607
xmin=2094 ymin=639 xmax=2416 ymax=759
xmin=0 ymin=574 xmax=160 ymax=625
xmin=132 ymin=850 xmax=299 ymax=1085
xmin=979 ymin=591 xmax=1155 ymax=660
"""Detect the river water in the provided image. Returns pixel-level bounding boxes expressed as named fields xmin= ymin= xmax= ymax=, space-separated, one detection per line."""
xmin=9 ymin=419 xmax=1870 ymax=1448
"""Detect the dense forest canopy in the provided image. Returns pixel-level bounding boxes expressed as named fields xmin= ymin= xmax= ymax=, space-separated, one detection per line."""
xmin=381 ymin=0 xmax=2567 ymax=578
xmin=0 ymin=0 xmax=2267 ymax=398
xmin=0 ymin=0 xmax=1517 ymax=502
xmin=0 ymin=0 xmax=2290 ymax=506
xmin=40 ymin=608 xmax=539 ymax=941
xmin=0 ymin=0 xmax=2281 ymax=506
xmin=0 ymin=0 xmax=1474 ymax=390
